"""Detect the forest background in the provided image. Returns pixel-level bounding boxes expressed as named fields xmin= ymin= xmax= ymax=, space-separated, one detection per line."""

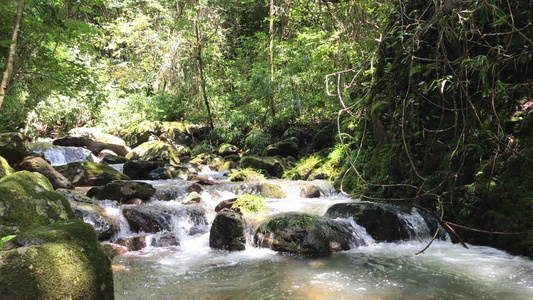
xmin=1 ymin=0 xmax=532 ymax=257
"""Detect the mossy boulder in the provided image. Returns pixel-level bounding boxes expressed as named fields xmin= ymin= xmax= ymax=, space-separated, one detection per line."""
xmin=56 ymin=189 xmax=119 ymax=240
xmin=126 ymin=141 xmax=181 ymax=165
xmin=55 ymin=161 xmax=130 ymax=186
xmin=229 ymin=169 xmax=266 ymax=182
xmin=0 ymin=171 xmax=75 ymax=237
xmin=240 ymin=156 xmax=286 ymax=178
xmin=17 ymin=156 xmax=74 ymax=189
xmin=262 ymin=137 xmax=299 ymax=158
xmin=254 ymin=213 xmax=358 ymax=256
xmin=218 ymin=143 xmax=239 ymax=156
xmin=120 ymin=121 xmax=191 ymax=148
xmin=209 ymin=208 xmax=246 ymax=251
xmin=86 ymin=180 xmax=156 ymax=203
xmin=0 ymin=220 xmax=114 ymax=300
xmin=237 ymin=183 xmax=287 ymax=199
xmin=0 ymin=155 xmax=14 ymax=178
xmin=0 ymin=132 xmax=30 ymax=166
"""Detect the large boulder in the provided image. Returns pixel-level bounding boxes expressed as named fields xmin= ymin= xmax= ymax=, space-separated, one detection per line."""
xmin=86 ymin=180 xmax=156 ymax=203
xmin=0 ymin=220 xmax=114 ymax=299
xmin=17 ymin=156 xmax=74 ymax=189
xmin=254 ymin=213 xmax=359 ymax=256
xmin=324 ymin=202 xmax=444 ymax=242
xmin=30 ymin=142 xmax=94 ymax=166
xmin=0 ymin=155 xmax=14 ymax=178
xmin=218 ymin=143 xmax=239 ymax=156
xmin=120 ymin=121 xmax=191 ymax=148
xmin=55 ymin=161 xmax=130 ymax=186
xmin=122 ymin=205 xmax=208 ymax=235
xmin=262 ymin=137 xmax=299 ymax=158
xmin=126 ymin=141 xmax=181 ymax=165
xmin=0 ymin=132 xmax=30 ymax=166
xmin=56 ymin=188 xmax=119 ymax=240
xmin=240 ymin=156 xmax=286 ymax=178
xmin=0 ymin=171 xmax=75 ymax=237
xmin=53 ymin=127 xmax=130 ymax=157
xmin=209 ymin=209 xmax=246 ymax=251
xmin=123 ymin=160 xmax=165 ymax=179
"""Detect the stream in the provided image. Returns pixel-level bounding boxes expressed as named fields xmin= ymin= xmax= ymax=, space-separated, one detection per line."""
xmin=102 ymin=176 xmax=533 ymax=300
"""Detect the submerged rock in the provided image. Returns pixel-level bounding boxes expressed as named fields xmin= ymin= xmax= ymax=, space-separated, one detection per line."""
xmin=254 ymin=213 xmax=358 ymax=256
xmin=209 ymin=208 xmax=246 ymax=251
xmin=17 ymin=156 xmax=74 ymax=189
xmin=86 ymin=180 xmax=156 ymax=203
xmin=101 ymin=242 xmax=128 ymax=258
xmin=0 ymin=220 xmax=114 ymax=299
xmin=55 ymin=161 xmax=130 ymax=186
xmin=56 ymin=188 xmax=119 ymax=240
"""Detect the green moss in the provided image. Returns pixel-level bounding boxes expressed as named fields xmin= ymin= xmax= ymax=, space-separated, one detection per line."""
xmin=55 ymin=161 xmax=130 ymax=186
xmin=229 ymin=169 xmax=266 ymax=182
xmin=0 ymin=155 xmax=14 ymax=179
xmin=0 ymin=171 xmax=75 ymax=237
xmin=233 ymin=194 xmax=266 ymax=214
xmin=0 ymin=220 xmax=114 ymax=300
xmin=126 ymin=141 xmax=181 ymax=165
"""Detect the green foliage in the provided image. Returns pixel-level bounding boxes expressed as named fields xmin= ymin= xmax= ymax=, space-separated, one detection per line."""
xmin=0 ymin=235 xmax=15 ymax=250
xmin=232 ymin=193 xmax=266 ymax=214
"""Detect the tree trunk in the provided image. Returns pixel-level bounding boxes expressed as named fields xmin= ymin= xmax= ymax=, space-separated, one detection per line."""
xmin=268 ymin=0 xmax=276 ymax=117
xmin=0 ymin=0 xmax=25 ymax=112
xmin=194 ymin=20 xmax=214 ymax=130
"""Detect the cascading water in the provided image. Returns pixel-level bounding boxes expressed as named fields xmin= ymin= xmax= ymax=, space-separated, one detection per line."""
xmin=104 ymin=178 xmax=533 ymax=300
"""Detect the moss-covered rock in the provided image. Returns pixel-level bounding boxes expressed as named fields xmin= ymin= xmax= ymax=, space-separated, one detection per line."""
xmin=126 ymin=140 xmax=181 ymax=165
xmin=56 ymin=189 xmax=119 ymax=240
xmin=0 ymin=220 xmax=114 ymax=300
xmin=240 ymin=156 xmax=286 ymax=178
xmin=228 ymin=169 xmax=266 ymax=182
xmin=237 ymin=183 xmax=287 ymax=199
xmin=17 ymin=156 xmax=74 ymax=189
xmin=218 ymin=143 xmax=239 ymax=156
xmin=55 ymin=161 xmax=130 ymax=186
xmin=254 ymin=213 xmax=357 ymax=256
xmin=86 ymin=180 xmax=156 ymax=203
xmin=0 ymin=171 xmax=75 ymax=237
xmin=262 ymin=137 xmax=299 ymax=158
xmin=120 ymin=121 xmax=191 ymax=148
xmin=182 ymin=191 xmax=203 ymax=204
xmin=0 ymin=132 xmax=30 ymax=166
xmin=0 ymin=155 xmax=14 ymax=178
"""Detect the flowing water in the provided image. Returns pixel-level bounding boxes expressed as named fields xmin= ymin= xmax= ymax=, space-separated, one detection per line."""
xmin=102 ymin=178 xmax=533 ymax=299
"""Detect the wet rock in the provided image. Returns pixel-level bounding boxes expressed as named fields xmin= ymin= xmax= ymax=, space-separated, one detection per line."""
xmin=151 ymin=232 xmax=180 ymax=247
xmin=126 ymin=140 xmax=181 ymax=165
xmin=0 ymin=155 xmax=14 ymax=178
xmin=240 ymin=156 xmax=286 ymax=178
xmin=101 ymin=242 xmax=128 ymax=258
xmin=122 ymin=205 xmax=208 ymax=235
xmin=325 ymin=202 xmax=413 ymax=242
xmin=238 ymin=183 xmax=286 ymax=199
xmin=54 ymin=127 xmax=130 ymax=157
xmin=86 ymin=180 xmax=156 ymax=203
xmin=300 ymin=184 xmax=321 ymax=198
xmin=55 ymin=161 xmax=130 ymax=186
xmin=0 ymin=132 xmax=30 ymax=165
xmin=254 ymin=213 xmax=357 ymax=256
xmin=182 ymin=192 xmax=203 ymax=204
xmin=262 ymin=137 xmax=299 ymax=158
xmin=114 ymin=234 xmax=147 ymax=251
xmin=30 ymin=142 xmax=94 ymax=165
xmin=17 ymin=156 xmax=74 ymax=189
xmin=123 ymin=160 xmax=165 ymax=179
xmin=215 ymin=198 xmax=237 ymax=212
xmin=187 ymin=182 xmax=204 ymax=193
xmin=0 ymin=220 xmax=114 ymax=300
xmin=218 ymin=143 xmax=239 ymax=156
xmin=228 ymin=169 xmax=265 ymax=182
xmin=56 ymin=188 xmax=119 ymax=240
xmin=124 ymin=198 xmax=143 ymax=205
xmin=0 ymin=171 xmax=75 ymax=237
xmin=100 ymin=153 xmax=129 ymax=165
xmin=209 ymin=208 xmax=246 ymax=251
